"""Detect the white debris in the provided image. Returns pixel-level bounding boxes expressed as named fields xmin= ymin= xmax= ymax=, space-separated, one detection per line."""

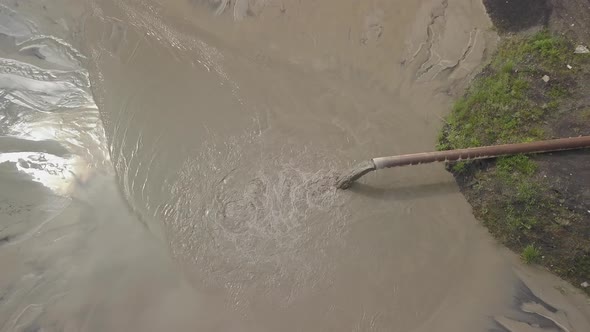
xmin=542 ymin=75 xmax=550 ymax=83
xmin=574 ymin=45 xmax=590 ymax=54
xmin=567 ymin=64 xmax=573 ymax=69
xmin=581 ymin=281 xmax=590 ymax=288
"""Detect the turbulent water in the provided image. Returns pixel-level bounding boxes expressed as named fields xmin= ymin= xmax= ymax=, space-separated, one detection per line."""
xmin=1 ymin=0 xmax=589 ymax=331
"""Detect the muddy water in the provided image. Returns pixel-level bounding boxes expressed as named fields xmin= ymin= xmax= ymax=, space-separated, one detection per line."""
xmin=1 ymin=0 xmax=589 ymax=331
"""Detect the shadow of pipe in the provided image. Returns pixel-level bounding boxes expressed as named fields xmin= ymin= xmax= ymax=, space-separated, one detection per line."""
xmin=347 ymin=181 xmax=459 ymax=201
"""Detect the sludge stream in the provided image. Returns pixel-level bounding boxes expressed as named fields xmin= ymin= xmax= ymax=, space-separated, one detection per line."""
xmin=0 ymin=0 xmax=589 ymax=331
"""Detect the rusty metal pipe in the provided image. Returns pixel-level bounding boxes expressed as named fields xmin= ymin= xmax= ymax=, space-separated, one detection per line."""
xmin=336 ymin=136 xmax=590 ymax=189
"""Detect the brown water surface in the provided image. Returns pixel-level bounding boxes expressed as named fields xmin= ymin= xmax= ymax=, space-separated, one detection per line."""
xmin=1 ymin=0 xmax=589 ymax=331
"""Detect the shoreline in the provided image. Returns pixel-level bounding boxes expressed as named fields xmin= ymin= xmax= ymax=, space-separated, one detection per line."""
xmin=440 ymin=0 xmax=590 ymax=295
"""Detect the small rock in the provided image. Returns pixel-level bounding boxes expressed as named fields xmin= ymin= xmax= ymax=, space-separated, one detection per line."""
xmin=542 ymin=75 xmax=550 ymax=83
xmin=567 ymin=64 xmax=573 ymax=69
xmin=581 ymin=281 xmax=590 ymax=288
xmin=574 ymin=45 xmax=590 ymax=54
xmin=555 ymin=285 xmax=567 ymax=295
xmin=555 ymin=218 xmax=570 ymax=226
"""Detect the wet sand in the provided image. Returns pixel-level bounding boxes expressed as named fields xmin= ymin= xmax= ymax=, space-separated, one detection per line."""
xmin=1 ymin=0 xmax=589 ymax=331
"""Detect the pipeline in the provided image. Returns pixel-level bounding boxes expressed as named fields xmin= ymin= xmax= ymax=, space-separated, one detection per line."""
xmin=335 ymin=135 xmax=590 ymax=189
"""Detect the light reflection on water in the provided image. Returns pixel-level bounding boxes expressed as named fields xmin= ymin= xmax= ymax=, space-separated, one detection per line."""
xmin=0 ymin=3 xmax=205 ymax=331
xmin=0 ymin=4 xmax=108 ymax=195
xmin=0 ymin=152 xmax=82 ymax=195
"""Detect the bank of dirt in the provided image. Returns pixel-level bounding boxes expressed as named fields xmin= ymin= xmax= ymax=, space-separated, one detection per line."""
xmin=440 ymin=0 xmax=590 ymax=295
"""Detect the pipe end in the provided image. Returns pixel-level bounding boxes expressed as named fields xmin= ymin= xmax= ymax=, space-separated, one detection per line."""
xmin=335 ymin=160 xmax=377 ymax=190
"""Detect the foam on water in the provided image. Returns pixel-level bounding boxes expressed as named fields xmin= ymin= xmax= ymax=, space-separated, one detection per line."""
xmin=164 ymin=133 xmax=347 ymax=296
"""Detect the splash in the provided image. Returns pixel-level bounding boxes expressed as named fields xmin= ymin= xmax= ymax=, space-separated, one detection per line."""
xmin=335 ymin=160 xmax=377 ymax=189
xmin=162 ymin=133 xmax=348 ymax=301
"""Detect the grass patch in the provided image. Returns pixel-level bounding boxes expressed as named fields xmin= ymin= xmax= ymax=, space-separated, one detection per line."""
xmin=521 ymin=244 xmax=542 ymax=264
xmin=496 ymin=155 xmax=537 ymax=179
xmin=439 ymin=30 xmax=590 ymax=294
xmin=437 ymin=31 xmax=574 ymax=152
xmin=451 ymin=161 xmax=469 ymax=174
xmin=580 ymin=108 xmax=590 ymax=120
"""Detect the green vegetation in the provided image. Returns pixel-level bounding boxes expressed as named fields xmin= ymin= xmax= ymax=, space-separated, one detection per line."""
xmin=521 ymin=244 xmax=542 ymax=264
xmin=437 ymin=31 xmax=574 ymax=152
xmin=438 ymin=30 xmax=590 ymax=294
xmin=496 ymin=155 xmax=537 ymax=179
